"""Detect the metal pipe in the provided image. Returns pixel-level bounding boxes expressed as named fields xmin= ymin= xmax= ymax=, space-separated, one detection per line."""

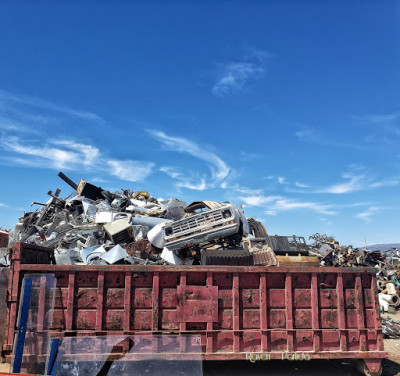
xmin=58 ymin=172 xmax=78 ymax=190
xmin=132 ymin=215 xmax=171 ymax=229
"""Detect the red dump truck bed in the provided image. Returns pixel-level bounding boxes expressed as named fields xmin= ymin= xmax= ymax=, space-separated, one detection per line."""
xmin=3 ymin=243 xmax=387 ymax=375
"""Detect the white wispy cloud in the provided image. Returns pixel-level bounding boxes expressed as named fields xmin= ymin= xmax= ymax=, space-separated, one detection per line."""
xmin=322 ymin=174 xmax=398 ymax=194
xmin=322 ymin=172 xmax=367 ymax=194
xmin=355 ymin=112 xmax=400 ymax=124
xmin=295 ymin=182 xmax=310 ymax=188
xmin=159 ymin=166 xmax=184 ymax=179
xmin=0 ymin=136 xmax=154 ymax=183
xmin=239 ymin=195 xmax=280 ymax=206
xmin=355 ymin=206 xmax=383 ymax=222
xmin=178 ymin=179 xmax=207 ymax=191
xmin=212 ymin=62 xmax=263 ymax=96
xmin=0 ymin=116 xmax=44 ymax=136
xmin=345 ymin=202 xmax=374 ymax=208
xmin=295 ymin=128 xmax=321 ymax=143
xmin=295 ymin=127 xmax=362 ymax=149
xmin=319 ymin=217 xmax=334 ymax=226
xmin=272 ymin=198 xmax=335 ymax=215
xmin=159 ymin=166 xmax=208 ymax=190
xmin=240 ymin=151 xmax=259 ymax=160
xmin=0 ymin=89 xmax=103 ymax=122
xmin=239 ymin=193 xmax=335 ymax=215
xmin=0 ymin=89 xmax=154 ymax=183
xmin=2 ymin=137 xmax=87 ymax=169
xmin=355 ymin=111 xmax=400 ymax=143
xmin=262 ymin=175 xmax=287 ymax=185
xmin=0 ymin=118 xmax=27 ymax=132
xmin=0 ymin=203 xmax=7 ymax=208
xmin=290 ymin=166 xmax=399 ymax=194
xmin=107 ymin=160 xmax=154 ymax=182
xmin=148 ymin=129 xmax=231 ymax=190
xmin=90 ymin=176 xmax=110 ymax=184
xmin=234 ymin=187 xmax=264 ymax=196
xmin=211 ymin=48 xmax=271 ymax=96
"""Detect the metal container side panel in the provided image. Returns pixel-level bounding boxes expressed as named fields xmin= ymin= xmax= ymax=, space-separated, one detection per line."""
xmin=0 ymin=268 xmax=9 ymax=351
xmin=3 ymin=261 xmax=386 ymax=362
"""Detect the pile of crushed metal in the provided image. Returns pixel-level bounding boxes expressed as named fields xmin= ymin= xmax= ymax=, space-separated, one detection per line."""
xmin=7 ymin=172 xmax=277 ymax=267
xmin=381 ymin=317 xmax=400 ymax=339
xmin=310 ymin=233 xmax=400 ymax=314
xmin=0 ymin=229 xmax=9 ymax=264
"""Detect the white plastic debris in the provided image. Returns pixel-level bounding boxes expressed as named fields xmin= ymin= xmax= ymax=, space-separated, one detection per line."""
xmin=80 ymin=245 xmax=106 ymax=264
xmin=95 ymin=212 xmax=131 ymax=224
xmin=160 ymin=247 xmax=193 ymax=265
xmin=95 ymin=212 xmax=113 ymax=224
xmin=386 ymin=282 xmax=397 ymax=295
xmin=100 ymin=244 xmax=133 ymax=264
xmin=147 ymin=223 xmax=165 ymax=249
xmin=379 ymin=293 xmax=400 ymax=311
xmin=125 ymin=205 xmax=155 ymax=214
xmin=129 ymin=199 xmax=147 ymax=208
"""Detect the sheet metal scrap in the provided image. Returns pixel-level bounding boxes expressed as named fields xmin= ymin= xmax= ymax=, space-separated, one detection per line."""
xmin=10 ymin=172 xmax=271 ymax=267
xmin=269 ymin=235 xmax=310 ymax=256
xmin=381 ymin=317 xmax=400 ymax=339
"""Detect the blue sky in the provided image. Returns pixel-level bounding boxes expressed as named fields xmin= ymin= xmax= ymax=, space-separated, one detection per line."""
xmin=0 ymin=1 xmax=399 ymax=246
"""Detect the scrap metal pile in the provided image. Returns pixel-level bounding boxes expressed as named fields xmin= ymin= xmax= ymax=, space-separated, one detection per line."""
xmin=10 ymin=172 xmax=276 ymax=267
xmin=381 ymin=317 xmax=400 ymax=339
xmin=310 ymin=233 xmax=400 ymax=312
xmin=0 ymin=229 xmax=9 ymax=265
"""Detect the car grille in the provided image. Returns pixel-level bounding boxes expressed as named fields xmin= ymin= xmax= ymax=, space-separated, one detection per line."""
xmin=171 ymin=210 xmax=224 ymax=235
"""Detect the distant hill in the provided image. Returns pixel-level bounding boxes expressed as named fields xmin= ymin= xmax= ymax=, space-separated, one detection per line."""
xmin=363 ymin=243 xmax=400 ymax=252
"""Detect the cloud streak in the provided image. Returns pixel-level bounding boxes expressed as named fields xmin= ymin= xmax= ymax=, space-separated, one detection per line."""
xmin=355 ymin=206 xmax=383 ymax=222
xmin=149 ymin=129 xmax=231 ymax=190
xmin=0 ymin=136 xmax=154 ymax=182
xmin=0 ymin=89 xmax=103 ymax=122
xmin=295 ymin=127 xmax=362 ymax=149
xmin=289 ymin=166 xmax=399 ymax=194
xmin=355 ymin=111 xmax=400 ymax=140
xmin=0 ymin=89 xmax=155 ymax=183
xmin=107 ymin=160 xmax=155 ymax=182
xmin=239 ymin=193 xmax=336 ymax=215
xmin=355 ymin=112 xmax=400 ymax=124
xmin=211 ymin=48 xmax=271 ymax=96
xmin=0 ymin=90 xmax=231 ymax=189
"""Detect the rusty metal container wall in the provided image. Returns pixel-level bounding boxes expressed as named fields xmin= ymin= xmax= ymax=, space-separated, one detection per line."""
xmin=3 ymin=243 xmax=387 ymax=369
xmin=0 ymin=267 xmax=9 ymax=351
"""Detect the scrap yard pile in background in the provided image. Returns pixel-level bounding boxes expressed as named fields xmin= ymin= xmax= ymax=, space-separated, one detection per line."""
xmin=2 ymin=172 xmax=400 ymax=338
xmin=309 ymin=232 xmax=400 ymax=319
